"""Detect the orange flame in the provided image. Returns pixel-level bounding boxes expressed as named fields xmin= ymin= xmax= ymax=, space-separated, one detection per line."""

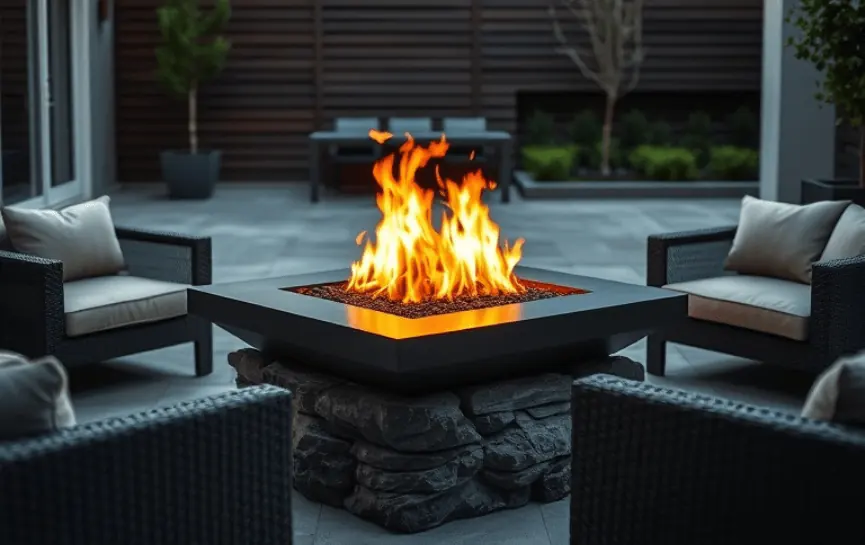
xmin=346 ymin=132 xmax=525 ymax=304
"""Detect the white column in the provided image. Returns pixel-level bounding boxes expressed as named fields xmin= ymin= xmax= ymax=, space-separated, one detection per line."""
xmin=759 ymin=0 xmax=836 ymax=203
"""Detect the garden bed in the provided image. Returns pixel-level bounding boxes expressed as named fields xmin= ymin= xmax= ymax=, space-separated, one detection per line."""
xmin=513 ymin=170 xmax=758 ymax=199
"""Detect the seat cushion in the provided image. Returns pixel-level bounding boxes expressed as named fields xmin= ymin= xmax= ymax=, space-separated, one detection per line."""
xmin=664 ymin=275 xmax=810 ymax=341
xmin=0 ymin=351 xmax=76 ymax=440
xmin=1 ymin=196 xmax=125 ymax=281
xmin=802 ymin=351 xmax=865 ymax=424
xmin=820 ymin=203 xmax=865 ymax=262
xmin=64 ymin=275 xmax=188 ymax=337
xmin=724 ymin=196 xmax=849 ymax=284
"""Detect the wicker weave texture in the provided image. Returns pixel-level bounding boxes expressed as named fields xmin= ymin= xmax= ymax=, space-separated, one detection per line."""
xmin=570 ymin=376 xmax=865 ymax=545
xmin=0 ymin=386 xmax=293 ymax=545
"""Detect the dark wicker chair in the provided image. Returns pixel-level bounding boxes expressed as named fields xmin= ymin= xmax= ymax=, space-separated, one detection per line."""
xmin=646 ymin=226 xmax=865 ymax=376
xmin=0 ymin=227 xmax=214 ymax=376
xmin=571 ymin=375 xmax=865 ymax=545
xmin=0 ymin=385 xmax=294 ymax=545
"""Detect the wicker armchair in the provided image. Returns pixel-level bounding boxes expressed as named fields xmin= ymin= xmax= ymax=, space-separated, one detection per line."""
xmin=571 ymin=375 xmax=865 ymax=545
xmin=646 ymin=226 xmax=865 ymax=376
xmin=0 ymin=385 xmax=294 ymax=545
xmin=0 ymin=227 xmax=213 ymax=375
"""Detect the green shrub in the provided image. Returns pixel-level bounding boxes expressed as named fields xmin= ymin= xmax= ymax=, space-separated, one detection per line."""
xmin=618 ymin=110 xmax=650 ymax=151
xmin=522 ymin=145 xmax=578 ymax=181
xmin=647 ymin=121 xmax=674 ymax=146
xmin=525 ymin=110 xmax=556 ymax=146
xmin=707 ymin=146 xmax=759 ymax=180
xmin=726 ymin=106 xmax=759 ymax=148
xmin=568 ymin=110 xmax=601 ymax=167
xmin=680 ymin=111 xmax=713 ymax=167
xmin=586 ymin=138 xmax=622 ymax=171
xmin=629 ymin=146 xmax=699 ymax=181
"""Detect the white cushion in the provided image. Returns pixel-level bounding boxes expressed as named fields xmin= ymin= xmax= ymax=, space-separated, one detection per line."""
xmin=1 ymin=196 xmax=125 ymax=281
xmin=802 ymin=351 xmax=865 ymax=424
xmin=664 ymin=275 xmax=810 ymax=341
xmin=724 ymin=196 xmax=849 ymax=284
xmin=820 ymin=203 xmax=865 ymax=262
xmin=64 ymin=275 xmax=188 ymax=337
xmin=0 ymin=351 xmax=76 ymax=440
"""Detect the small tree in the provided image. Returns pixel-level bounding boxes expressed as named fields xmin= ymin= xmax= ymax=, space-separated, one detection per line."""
xmin=550 ymin=0 xmax=646 ymax=176
xmin=156 ymin=0 xmax=231 ymax=154
xmin=787 ymin=1 xmax=865 ymax=187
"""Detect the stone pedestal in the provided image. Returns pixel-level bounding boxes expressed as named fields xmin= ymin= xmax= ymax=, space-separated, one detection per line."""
xmin=228 ymin=348 xmax=643 ymax=533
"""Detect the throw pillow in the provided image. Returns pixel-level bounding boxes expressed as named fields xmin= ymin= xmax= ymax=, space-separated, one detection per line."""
xmin=802 ymin=351 xmax=865 ymax=424
xmin=820 ymin=203 xmax=865 ymax=262
xmin=1 ymin=195 xmax=125 ymax=281
xmin=724 ymin=196 xmax=850 ymax=284
xmin=0 ymin=351 xmax=76 ymax=440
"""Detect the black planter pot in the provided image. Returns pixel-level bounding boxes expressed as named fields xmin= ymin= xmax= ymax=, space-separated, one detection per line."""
xmin=801 ymin=178 xmax=865 ymax=207
xmin=160 ymin=150 xmax=221 ymax=199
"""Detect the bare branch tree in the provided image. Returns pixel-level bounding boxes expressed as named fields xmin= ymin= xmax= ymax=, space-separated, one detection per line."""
xmin=549 ymin=0 xmax=645 ymax=176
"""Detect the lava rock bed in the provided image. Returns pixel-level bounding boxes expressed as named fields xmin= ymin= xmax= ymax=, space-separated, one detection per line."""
xmin=229 ymin=348 xmax=643 ymax=533
xmin=290 ymin=280 xmax=581 ymax=318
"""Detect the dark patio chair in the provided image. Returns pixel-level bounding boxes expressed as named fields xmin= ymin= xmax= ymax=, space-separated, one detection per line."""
xmin=0 ymin=226 xmax=214 ymax=375
xmin=443 ymin=116 xmax=488 ymax=161
xmin=387 ymin=117 xmax=433 ymax=135
xmin=570 ymin=375 xmax=865 ymax=545
xmin=328 ymin=117 xmax=381 ymax=191
xmin=0 ymin=385 xmax=294 ymax=545
xmin=646 ymin=225 xmax=865 ymax=376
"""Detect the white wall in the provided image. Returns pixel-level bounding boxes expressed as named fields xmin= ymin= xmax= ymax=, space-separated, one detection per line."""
xmin=759 ymin=0 xmax=836 ymax=203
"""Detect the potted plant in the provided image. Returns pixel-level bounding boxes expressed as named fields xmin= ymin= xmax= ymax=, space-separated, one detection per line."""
xmin=788 ymin=1 xmax=865 ymax=205
xmin=156 ymin=0 xmax=231 ymax=199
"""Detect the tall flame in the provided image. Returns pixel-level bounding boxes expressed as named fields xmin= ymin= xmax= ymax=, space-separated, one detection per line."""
xmin=346 ymin=130 xmax=525 ymax=304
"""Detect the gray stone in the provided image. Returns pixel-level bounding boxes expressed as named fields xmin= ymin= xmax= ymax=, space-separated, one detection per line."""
xmin=526 ymin=401 xmax=570 ymax=419
xmin=314 ymin=385 xmax=482 ymax=452
xmin=355 ymin=446 xmax=483 ymax=494
xmin=293 ymin=413 xmax=356 ymax=507
xmin=472 ymin=410 xmax=515 ymax=435
xmin=532 ymin=456 xmax=571 ymax=502
xmin=484 ymin=411 xmax=571 ymax=471
xmin=344 ymin=478 xmax=530 ymax=534
xmin=461 ymin=373 xmax=571 ymax=415
xmin=351 ymin=440 xmax=480 ymax=472
xmin=262 ymin=360 xmax=345 ymax=415
xmin=227 ymin=348 xmax=272 ymax=385
xmin=481 ymin=459 xmax=553 ymax=490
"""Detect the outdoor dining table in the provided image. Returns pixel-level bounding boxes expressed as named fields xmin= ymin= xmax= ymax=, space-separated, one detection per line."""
xmin=307 ymin=130 xmax=513 ymax=203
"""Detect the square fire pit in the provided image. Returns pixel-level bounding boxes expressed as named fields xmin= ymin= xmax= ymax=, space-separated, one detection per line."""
xmin=188 ymin=266 xmax=685 ymax=392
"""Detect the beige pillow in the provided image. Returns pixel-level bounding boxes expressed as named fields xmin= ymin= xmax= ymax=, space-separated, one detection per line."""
xmin=802 ymin=351 xmax=865 ymax=425
xmin=0 ymin=351 xmax=76 ymax=440
xmin=724 ymin=196 xmax=849 ymax=284
xmin=820 ymin=203 xmax=865 ymax=262
xmin=1 ymin=196 xmax=125 ymax=281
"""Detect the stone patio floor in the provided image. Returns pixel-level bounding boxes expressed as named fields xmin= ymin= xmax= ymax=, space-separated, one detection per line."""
xmin=69 ymin=184 xmax=815 ymax=545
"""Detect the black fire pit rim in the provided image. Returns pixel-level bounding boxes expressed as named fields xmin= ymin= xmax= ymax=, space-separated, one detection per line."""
xmin=188 ymin=266 xmax=684 ymax=340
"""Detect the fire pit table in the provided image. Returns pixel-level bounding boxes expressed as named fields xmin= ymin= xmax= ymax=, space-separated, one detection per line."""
xmin=187 ymin=268 xmax=686 ymax=532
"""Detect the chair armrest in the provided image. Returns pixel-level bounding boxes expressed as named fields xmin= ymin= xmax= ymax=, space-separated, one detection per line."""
xmin=0 ymin=385 xmax=293 ymax=545
xmin=115 ymin=226 xmax=212 ymax=285
xmin=571 ymin=375 xmax=865 ymax=545
xmin=646 ymin=226 xmax=737 ymax=286
xmin=0 ymin=250 xmax=65 ymax=357
xmin=810 ymin=254 xmax=865 ymax=366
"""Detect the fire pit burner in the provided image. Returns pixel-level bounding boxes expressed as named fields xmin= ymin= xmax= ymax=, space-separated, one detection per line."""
xmin=290 ymin=279 xmax=585 ymax=319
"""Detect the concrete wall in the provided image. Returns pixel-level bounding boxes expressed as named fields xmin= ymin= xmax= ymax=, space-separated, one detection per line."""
xmin=88 ymin=0 xmax=116 ymax=197
xmin=759 ymin=0 xmax=836 ymax=203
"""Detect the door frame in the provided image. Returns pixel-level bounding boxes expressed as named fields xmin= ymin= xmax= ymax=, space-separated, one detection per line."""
xmin=8 ymin=0 xmax=93 ymax=209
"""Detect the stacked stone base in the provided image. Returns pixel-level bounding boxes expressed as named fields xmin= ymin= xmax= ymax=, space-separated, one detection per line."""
xmin=229 ymin=349 xmax=643 ymax=533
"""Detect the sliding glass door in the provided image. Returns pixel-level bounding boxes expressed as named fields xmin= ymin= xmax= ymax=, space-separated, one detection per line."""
xmin=0 ymin=0 xmax=89 ymax=208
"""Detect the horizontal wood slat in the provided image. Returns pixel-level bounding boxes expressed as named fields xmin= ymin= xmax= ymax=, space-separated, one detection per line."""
xmin=115 ymin=0 xmax=766 ymax=182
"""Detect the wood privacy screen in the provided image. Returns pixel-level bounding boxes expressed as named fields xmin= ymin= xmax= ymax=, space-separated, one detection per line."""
xmin=114 ymin=0 xmax=770 ymax=182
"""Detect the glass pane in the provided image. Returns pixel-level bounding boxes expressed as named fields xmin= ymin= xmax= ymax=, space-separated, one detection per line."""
xmin=48 ymin=0 xmax=75 ymax=188
xmin=0 ymin=1 xmax=43 ymax=204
